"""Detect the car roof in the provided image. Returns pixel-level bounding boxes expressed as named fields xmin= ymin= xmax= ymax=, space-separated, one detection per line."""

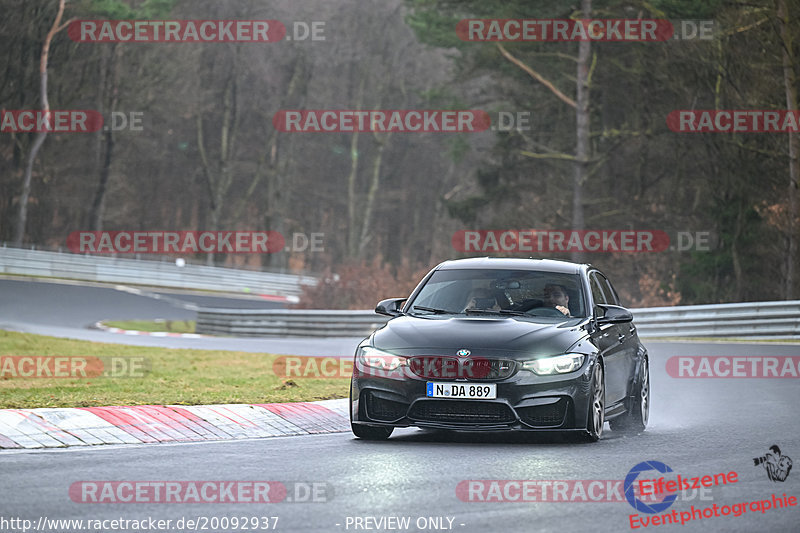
xmin=436 ymin=257 xmax=587 ymax=275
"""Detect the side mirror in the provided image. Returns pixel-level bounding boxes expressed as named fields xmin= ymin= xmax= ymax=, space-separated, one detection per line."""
xmin=595 ymin=304 xmax=633 ymax=325
xmin=375 ymin=298 xmax=406 ymax=317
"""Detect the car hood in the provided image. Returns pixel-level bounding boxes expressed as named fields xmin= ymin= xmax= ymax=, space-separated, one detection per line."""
xmin=371 ymin=315 xmax=589 ymax=358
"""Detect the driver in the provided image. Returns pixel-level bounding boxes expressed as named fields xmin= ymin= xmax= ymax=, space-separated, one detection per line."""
xmin=464 ymin=288 xmax=501 ymax=311
xmin=543 ymin=284 xmax=571 ymax=316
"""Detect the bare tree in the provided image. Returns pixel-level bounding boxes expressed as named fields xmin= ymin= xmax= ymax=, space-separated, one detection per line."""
xmin=572 ymin=0 xmax=592 ymax=263
xmin=776 ymin=0 xmax=798 ymax=298
xmin=87 ymin=44 xmax=121 ymax=231
xmin=13 ymin=0 xmax=72 ymax=244
xmin=495 ymin=0 xmax=594 ymax=263
xmin=197 ymin=71 xmax=239 ymax=265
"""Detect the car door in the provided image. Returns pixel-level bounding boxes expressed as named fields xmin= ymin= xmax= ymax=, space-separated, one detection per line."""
xmin=598 ymin=272 xmax=638 ymax=397
xmin=588 ymin=271 xmax=627 ymax=406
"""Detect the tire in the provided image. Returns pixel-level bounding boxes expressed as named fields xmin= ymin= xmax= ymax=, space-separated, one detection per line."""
xmin=351 ymin=423 xmax=393 ymax=440
xmin=584 ymin=361 xmax=605 ymax=442
xmin=610 ymin=358 xmax=649 ymax=434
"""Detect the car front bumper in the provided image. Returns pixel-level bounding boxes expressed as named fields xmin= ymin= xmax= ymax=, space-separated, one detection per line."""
xmin=350 ymin=355 xmax=598 ymax=432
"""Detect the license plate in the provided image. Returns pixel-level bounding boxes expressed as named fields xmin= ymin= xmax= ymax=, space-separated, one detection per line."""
xmin=426 ymin=382 xmax=496 ymax=399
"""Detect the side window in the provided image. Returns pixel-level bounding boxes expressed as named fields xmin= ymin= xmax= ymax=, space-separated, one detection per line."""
xmin=589 ymin=273 xmax=607 ymax=306
xmin=598 ymin=273 xmax=621 ymax=306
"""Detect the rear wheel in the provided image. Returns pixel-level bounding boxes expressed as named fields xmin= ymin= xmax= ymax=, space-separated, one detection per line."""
xmin=584 ymin=362 xmax=605 ymax=442
xmin=351 ymin=423 xmax=393 ymax=440
xmin=610 ymin=358 xmax=649 ymax=434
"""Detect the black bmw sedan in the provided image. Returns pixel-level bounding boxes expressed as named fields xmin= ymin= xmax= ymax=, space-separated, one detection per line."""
xmin=350 ymin=257 xmax=649 ymax=442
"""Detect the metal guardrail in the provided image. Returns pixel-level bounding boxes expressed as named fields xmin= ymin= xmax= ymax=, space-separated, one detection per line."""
xmin=197 ymin=309 xmax=390 ymax=337
xmin=195 ymin=301 xmax=800 ymax=338
xmin=0 ymin=246 xmax=316 ymax=298
xmin=5 ymin=244 xmax=795 ymax=338
xmin=629 ymin=300 xmax=800 ymax=338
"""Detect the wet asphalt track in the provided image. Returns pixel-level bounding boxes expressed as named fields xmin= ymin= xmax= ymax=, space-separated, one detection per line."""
xmin=1 ymin=279 xmax=799 ymax=532
xmin=0 ymin=278 xmax=362 ymax=356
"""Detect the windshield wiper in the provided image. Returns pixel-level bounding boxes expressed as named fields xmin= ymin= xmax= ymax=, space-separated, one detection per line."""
xmin=411 ymin=306 xmax=452 ymax=315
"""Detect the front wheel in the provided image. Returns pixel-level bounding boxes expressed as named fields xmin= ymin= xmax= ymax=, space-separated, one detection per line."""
xmin=351 ymin=423 xmax=393 ymax=440
xmin=583 ymin=362 xmax=605 ymax=442
xmin=610 ymin=359 xmax=649 ymax=434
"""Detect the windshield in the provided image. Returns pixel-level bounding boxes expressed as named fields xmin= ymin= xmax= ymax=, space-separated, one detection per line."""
xmin=406 ymin=269 xmax=586 ymax=318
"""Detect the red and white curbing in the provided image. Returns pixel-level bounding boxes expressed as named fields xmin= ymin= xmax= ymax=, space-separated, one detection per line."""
xmin=0 ymin=399 xmax=349 ymax=449
xmin=93 ymin=321 xmax=207 ymax=338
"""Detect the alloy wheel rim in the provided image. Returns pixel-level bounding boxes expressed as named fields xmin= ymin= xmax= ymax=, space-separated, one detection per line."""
xmin=593 ymin=365 xmax=604 ymax=435
xmin=641 ymin=363 xmax=649 ymax=425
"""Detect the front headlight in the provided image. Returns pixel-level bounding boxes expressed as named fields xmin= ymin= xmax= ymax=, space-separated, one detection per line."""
xmin=357 ymin=346 xmax=408 ymax=371
xmin=522 ymin=353 xmax=585 ymax=375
